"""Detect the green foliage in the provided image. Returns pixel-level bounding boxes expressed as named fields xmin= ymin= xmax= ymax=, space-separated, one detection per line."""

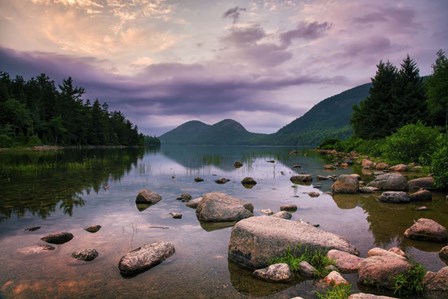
xmin=27 ymin=135 xmax=42 ymax=147
xmin=0 ymin=134 xmax=14 ymax=148
xmin=319 ymin=137 xmax=384 ymax=157
xmin=144 ymin=135 xmax=161 ymax=147
xmin=392 ymin=262 xmax=426 ymax=296
xmin=316 ymin=283 xmax=352 ymax=299
xmin=382 ymin=122 xmax=440 ymax=165
xmin=270 ymin=245 xmax=335 ymax=278
xmin=426 ymin=49 xmax=448 ymax=133
xmin=431 ymin=134 xmax=448 ymax=188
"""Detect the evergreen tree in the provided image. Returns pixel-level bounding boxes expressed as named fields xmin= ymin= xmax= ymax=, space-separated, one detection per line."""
xmin=426 ymin=49 xmax=448 ymax=133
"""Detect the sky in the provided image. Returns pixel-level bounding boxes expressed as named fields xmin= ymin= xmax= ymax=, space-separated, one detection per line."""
xmin=1 ymin=0 xmax=447 ymax=136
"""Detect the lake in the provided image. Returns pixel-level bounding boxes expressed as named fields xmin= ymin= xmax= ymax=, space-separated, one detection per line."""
xmin=0 ymin=146 xmax=447 ymax=299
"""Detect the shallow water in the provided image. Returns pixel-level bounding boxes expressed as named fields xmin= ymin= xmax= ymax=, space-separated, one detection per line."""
xmin=0 ymin=146 xmax=447 ymax=299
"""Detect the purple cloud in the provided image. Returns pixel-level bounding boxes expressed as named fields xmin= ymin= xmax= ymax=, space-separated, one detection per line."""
xmin=223 ymin=6 xmax=247 ymax=24
xmin=353 ymin=6 xmax=423 ymax=32
xmin=280 ymin=21 xmax=332 ymax=47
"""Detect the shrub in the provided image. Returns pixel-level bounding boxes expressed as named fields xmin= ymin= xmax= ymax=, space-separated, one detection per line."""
xmin=27 ymin=135 xmax=43 ymax=147
xmin=316 ymin=283 xmax=352 ymax=299
xmin=431 ymin=134 xmax=448 ymax=189
xmin=382 ymin=122 xmax=440 ymax=165
xmin=392 ymin=262 xmax=426 ymax=296
xmin=0 ymin=134 xmax=14 ymax=148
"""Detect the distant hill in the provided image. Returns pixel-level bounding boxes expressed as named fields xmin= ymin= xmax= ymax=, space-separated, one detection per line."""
xmin=160 ymin=82 xmax=371 ymax=146
xmin=159 ymin=119 xmax=267 ymax=145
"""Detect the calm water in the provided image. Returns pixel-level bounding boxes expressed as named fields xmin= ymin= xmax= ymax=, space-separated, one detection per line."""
xmin=0 ymin=146 xmax=447 ymax=299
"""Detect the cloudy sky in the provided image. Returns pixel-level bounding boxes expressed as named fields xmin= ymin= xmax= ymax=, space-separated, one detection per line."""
xmin=1 ymin=0 xmax=447 ymax=136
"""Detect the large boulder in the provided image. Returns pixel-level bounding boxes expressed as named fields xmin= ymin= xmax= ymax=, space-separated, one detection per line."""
xmin=118 ymin=242 xmax=175 ymax=276
xmin=327 ymin=249 xmax=364 ymax=273
xmin=358 ymin=247 xmax=412 ymax=289
xmin=331 ymin=174 xmax=359 ymax=194
xmin=252 ymin=263 xmax=292 ymax=282
xmin=404 ymin=218 xmax=448 ymax=243
xmin=290 ymin=174 xmax=312 ymax=184
xmin=136 ymin=189 xmax=162 ymax=204
xmin=228 ymin=216 xmax=359 ymax=269
xmin=408 ymin=177 xmax=435 ymax=191
xmin=367 ymin=173 xmax=408 ymax=191
xmin=423 ymin=266 xmax=448 ymax=291
xmin=378 ymin=191 xmax=410 ymax=203
xmin=41 ymin=232 xmax=74 ymax=244
xmin=409 ymin=189 xmax=432 ymax=201
xmin=196 ymin=192 xmax=253 ymax=222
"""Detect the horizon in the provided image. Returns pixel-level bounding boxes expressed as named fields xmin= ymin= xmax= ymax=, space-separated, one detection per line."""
xmin=1 ymin=0 xmax=447 ymax=136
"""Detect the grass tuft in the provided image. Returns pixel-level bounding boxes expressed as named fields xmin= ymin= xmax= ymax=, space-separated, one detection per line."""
xmin=316 ymin=283 xmax=352 ymax=299
xmin=392 ymin=262 xmax=426 ymax=296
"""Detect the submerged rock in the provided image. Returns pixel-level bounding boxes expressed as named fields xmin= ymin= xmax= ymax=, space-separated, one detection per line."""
xmin=17 ymin=244 xmax=55 ymax=255
xmin=169 ymin=212 xmax=182 ymax=219
xmin=404 ymin=218 xmax=448 ymax=243
xmin=196 ymin=192 xmax=253 ymax=222
xmin=272 ymin=211 xmax=292 ymax=219
xmin=241 ymin=177 xmax=257 ymax=187
xmin=290 ymin=174 xmax=312 ymax=184
xmin=84 ymin=225 xmax=101 ymax=233
xmin=118 ymin=242 xmax=175 ymax=276
xmin=72 ymin=248 xmax=99 ymax=261
xmin=24 ymin=226 xmax=41 ymax=232
xmin=136 ymin=189 xmax=162 ymax=205
xmin=423 ymin=266 xmax=448 ymax=291
xmin=234 ymin=161 xmax=243 ymax=168
xmin=215 ymin=178 xmax=230 ymax=184
xmin=194 ymin=177 xmax=204 ymax=182
xmin=41 ymin=232 xmax=74 ymax=244
xmin=176 ymin=193 xmax=192 ymax=202
xmin=280 ymin=204 xmax=297 ymax=212
xmin=252 ymin=263 xmax=292 ymax=282
xmin=228 ymin=216 xmax=359 ymax=269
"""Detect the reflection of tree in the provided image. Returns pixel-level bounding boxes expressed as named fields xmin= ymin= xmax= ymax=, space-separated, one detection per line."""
xmin=0 ymin=148 xmax=146 ymax=222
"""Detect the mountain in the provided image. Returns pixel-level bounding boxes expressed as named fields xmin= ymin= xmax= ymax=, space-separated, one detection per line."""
xmin=160 ymin=82 xmax=371 ymax=146
xmin=159 ymin=119 xmax=267 ymax=145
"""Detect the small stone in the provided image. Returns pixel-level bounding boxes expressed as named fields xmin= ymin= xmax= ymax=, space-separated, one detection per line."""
xmin=241 ymin=177 xmax=257 ymax=186
xmin=41 ymin=232 xmax=74 ymax=244
xmin=260 ymin=209 xmax=274 ymax=216
xmin=280 ymin=204 xmax=297 ymax=212
xmin=84 ymin=225 xmax=101 ymax=233
xmin=359 ymin=186 xmax=378 ymax=193
xmin=136 ymin=189 xmax=162 ymax=205
xmin=414 ymin=206 xmax=430 ymax=211
xmin=24 ymin=226 xmax=41 ymax=232
xmin=234 ymin=161 xmax=243 ymax=168
xmin=321 ymin=270 xmax=349 ymax=285
xmin=252 ymin=263 xmax=292 ymax=282
xmin=267 ymin=160 xmax=275 ymax=163
xmin=17 ymin=244 xmax=55 ymax=255
xmin=215 ymin=178 xmax=230 ymax=184
xmin=176 ymin=193 xmax=192 ymax=202
xmin=324 ymin=164 xmax=336 ymax=170
xmin=272 ymin=211 xmax=292 ymax=219
xmin=298 ymin=261 xmax=317 ymax=278
xmin=291 ymin=164 xmax=301 ymax=169
xmin=317 ymin=175 xmax=331 ymax=181
xmin=439 ymin=246 xmax=448 ymax=260
xmin=290 ymin=174 xmax=312 ymax=184
xmin=194 ymin=177 xmax=204 ymax=182
xmin=169 ymin=212 xmax=182 ymax=219
xmin=308 ymin=191 xmax=320 ymax=197
xmin=72 ymin=248 xmax=99 ymax=261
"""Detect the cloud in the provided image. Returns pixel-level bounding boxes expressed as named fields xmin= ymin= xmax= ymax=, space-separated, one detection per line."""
xmin=280 ymin=21 xmax=332 ymax=47
xmin=222 ymin=6 xmax=246 ymax=24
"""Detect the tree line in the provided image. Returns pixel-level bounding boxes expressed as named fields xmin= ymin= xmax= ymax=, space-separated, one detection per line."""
xmin=0 ymin=71 xmax=160 ymax=147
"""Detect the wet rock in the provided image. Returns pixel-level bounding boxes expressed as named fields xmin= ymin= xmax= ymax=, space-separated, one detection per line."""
xmin=408 ymin=176 xmax=435 ymax=191
xmin=324 ymin=164 xmax=336 ymax=170
xmin=291 ymin=164 xmax=301 ymax=169
xmin=17 ymin=244 xmax=55 ymax=255
xmin=169 ymin=212 xmax=182 ymax=219
xmin=252 ymin=263 xmax=292 ymax=282
xmin=404 ymin=218 xmax=448 ymax=243
xmin=367 ymin=247 xmax=407 ymax=261
xmin=327 ymin=249 xmax=364 ymax=273
xmin=41 ymin=232 xmax=74 ymax=244
xmin=272 ymin=211 xmax=292 ymax=220
xmin=136 ymin=189 xmax=162 ymax=205
xmin=118 ymin=242 xmax=175 ymax=276
xmin=185 ymin=197 xmax=202 ymax=208
xmin=378 ymin=191 xmax=410 ymax=203
xmin=321 ymin=271 xmax=349 ymax=286
xmin=290 ymin=174 xmax=312 ymax=184
xmin=84 ymin=225 xmax=101 ymax=233
xmin=228 ymin=216 xmax=359 ymax=269
xmin=340 ymin=162 xmax=349 ymax=168
xmin=388 ymin=247 xmax=406 ymax=258
xmin=241 ymin=177 xmax=257 ymax=187
xmin=260 ymin=209 xmax=273 ymax=216
xmin=367 ymin=173 xmax=408 ymax=191
xmin=375 ymin=162 xmax=390 ymax=170
xmin=215 ymin=178 xmax=230 ymax=184
xmin=194 ymin=177 xmax=204 ymax=182
xmin=196 ymin=192 xmax=254 ymax=222
xmin=308 ymin=191 xmax=320 ymax=197
xmin=389 ymin=164 xmax=409 ymax=172
xmin=298 ymin=261 xmax=317 ymax=278
xmin=348 ymin=294 xmax=398 ymax=299
xmin=24 ymin=226 xmax=41 ymax=232
xmin=280 ymin=204 xmax=297 ymax=212
xmin=414 ymin=206 xmax=430 ymax=211
xmin=72 ymin=248 xmax=99 ymax=261
xmin=359 ymin=186 xmax=378 ymax=193
xmin=234 ymin=161 xmax=243 ymax=168
xmin=439 ymin=246 xmax=448 ymax=260
xmin=409 ymin=189 xmax=432 ymax=201
xmin=332 ymin=174 xmax=359 ymax=194
xmin=362 ymin=159 xmax=375 ymax=169
xmin=423 ymin=266 xmax=448 ymax=291
xmin=317 ymin=175 xmax=331 ymax=181
xmin=358 ymin=248 xmax=412 ymax=289
xmin=267 ymin=160 xmax=275 ymax=163
xmin=176 ymin=193 xmax=192 ymax=202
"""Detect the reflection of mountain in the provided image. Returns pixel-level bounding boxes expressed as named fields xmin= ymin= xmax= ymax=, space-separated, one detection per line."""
xmin=0 ymin=148 xmax=147 ymax=222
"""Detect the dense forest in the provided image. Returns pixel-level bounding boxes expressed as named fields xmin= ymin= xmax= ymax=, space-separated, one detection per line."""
xmin=0 ymin=71 xmax=159 ymax=148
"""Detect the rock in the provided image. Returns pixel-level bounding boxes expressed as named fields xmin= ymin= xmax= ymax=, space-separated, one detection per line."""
xmin=440 ymin=246 xmax=448 ymax=260
xmin=298 ymin=261 xmax=317 ymax=278
xmin=409 ymin=189 xmax=432 ymax=201
xmin=176 ymin=193 xmax=192 ymax=202
xmin=252 ymin=263 xmax=292 ymax=282
xmin=331 ymin=174 xmax=359 ymax=194
xmin=324 ymin=164 xmax=336 ymax=170
xmin=358 ymin=249 xmax=412 ymax=289
xmin=340 ymin=162 xmax=349 ymax=168
xmin=359 ymin=186 xmax=378 ymax=193
xmin=388 ymin=247 xmax=406 ymax=258
xmin=228 ymin=216 xmax=359 ymax=269
xmin=136 ymin=189 xmax=162 ymax=205
xmin=118 ymin=242 xmax=175 ymax=276
xmin=404 ymin=218 xmax=448 ymax=243
xmin=375 ymin=162 xmax=390 ymax=170
xmin=272 ymin=211 xmax=292 ymax=219
xmin=389 ymin=164 xmax=409 ymax=172
xmin=185 ymin=197 xmax=202 ymax=208
xmin=280 ymin=204 xmax=297 ymax=212
xmin=267 ymin=160 xmax=275 ymax=163
xmin=367 ymin=173 xmax=408 ymax=191
xmin=348 ymin=294 xmax=398 ymax=299
xmin=362 ymin=159 xmax=375 ymax=168
xmin=317 ymin=175 xmax=331 ymax=181
xmin=84 ymin=225 xmax=101 ymax=233
xmin=24 ymin=226 xmax=41 ymax=232
xmin=241 ymin=177 xmax=257 ymax=186
xmin=215 ymin=178 xmax=230 ymax=184
xmin=408 ymin=177 xmax=435 ymax=191
xmin=378 ymin=191 xmax=410 ymax=203
xmin=367 ymin=247 xmax=407 ymax=261
xmin=423 ymin=266 xmax=448 ymax=291
xmin=308 ymin=191 xmax=320 ymax=197
xmin=194 ymin=177 xmax=204 ymax=182
xmin=169 ymin=212 xmax=182 ymax=219
xmin=291 ymin=164 xmax=301 ymax=169
xmin=72 ymin=248 xmax=99 ymax=261
xmin=234 ymin=161 xmax=243 ymax=168
xmin=41 ymin=232 xmax=74 ymax=244
xmin=196 ymin=192 xmax=253 ymax=222
xmin=327 ymin=249 xmax=364 ymax=273
xmin=414 ymin=206 xmax=430 ymax=211
xmin=260 ymin=209 xmax=274 ymax=216
xmin=17 ymin=244 xmax=55 ymax=255
xmin=321 ymin=271 xmax=349 ymax=286
xmin=290 ymin=174 xmax=312 ymax=184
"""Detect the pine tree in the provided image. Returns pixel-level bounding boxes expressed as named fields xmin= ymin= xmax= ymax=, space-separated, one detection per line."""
xmin=426 ymin=49 xmax=448 ymax=133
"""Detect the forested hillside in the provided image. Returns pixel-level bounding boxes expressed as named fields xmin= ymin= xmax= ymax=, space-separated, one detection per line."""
xmin=0 ymin=71 xmax=147 ymax=147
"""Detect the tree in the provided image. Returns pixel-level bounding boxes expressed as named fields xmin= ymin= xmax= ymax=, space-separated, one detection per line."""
xmin=426 ymin=49 xmax=448 ymax=133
